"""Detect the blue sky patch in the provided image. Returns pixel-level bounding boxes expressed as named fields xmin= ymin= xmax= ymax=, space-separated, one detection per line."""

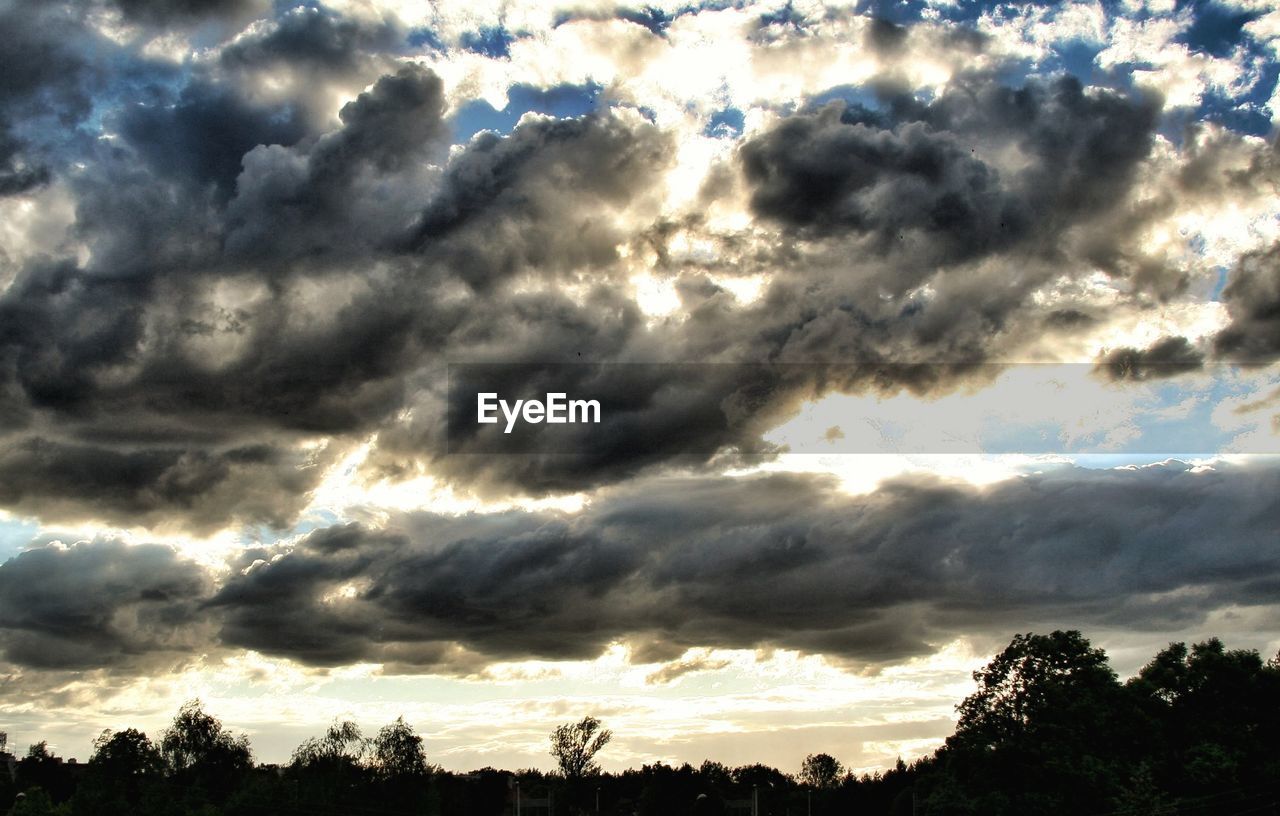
xmin=407 ymin=27 xmax=444 ymax=50
xmin=1177 ymin=0 xmax=1264 ymax=59
xmin=704 ymin=106 xmax=746 ymax=138
xmin=451 ymin=83 xmax=603 ymax=142
xmin=0 ymin=517 xmax=39 ymax=559
xmin=459 ymin=25 xmax=516 ymax=58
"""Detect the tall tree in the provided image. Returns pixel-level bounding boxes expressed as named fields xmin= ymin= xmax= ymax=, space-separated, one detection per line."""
xmin=799 ymin=753 xmax=843 ymax=789
xmin=940 ymin=631 xmax=1138 ymax=815
xmin=74 ymin=729 xmax=163 ymax=815
xmin=159 ymin=699 xmax=252 ymax=805
xmin=89 ymin=729 xmax=162 ymax=780
xmin=549 ymin=716 xmax=612 ymax=779
xmin=370 ymin=717 xmax=428 ymax=780
xmin=290 ymin=720 xmax=367 ymax=771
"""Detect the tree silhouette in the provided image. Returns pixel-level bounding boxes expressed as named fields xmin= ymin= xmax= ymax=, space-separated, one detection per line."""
xmin=952 ymin=630 xmax=1119 ymax=749
xmin=550 ymin=716 xmax=612 ymax=779
xmin=1 ymin=632 xmax=1277 ymax=816
xmin=1128 ymin=638 xmax=1279 ymax=799
xmin=90 ymin=729 xmax=162 ymax=779
xmin=938 ymin=630 xmax=1143 ymax=815
xmin=290 ymin=720 xmax=367 ymax=771
xmin=159 ymin=699 xmax=251 ymax=806
xmin=286 ymin=719 xmax=370 ymax=813
xmin=370 ymin=717 xmax=428 ymax=780
xmin=799 ymin=753 xmax=843 ymax=789
xmin=15 ymin=743 xmax=72 ymax=805
xmin=74 ymin=729 xmax=163 ymax=815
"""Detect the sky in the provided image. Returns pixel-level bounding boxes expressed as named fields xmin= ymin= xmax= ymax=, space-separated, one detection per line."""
xmin=0 ymin=0 xmax=1279 ymax=776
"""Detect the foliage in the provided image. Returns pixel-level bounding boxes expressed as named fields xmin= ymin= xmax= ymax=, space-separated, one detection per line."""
xmin=160 ymin=700 xmax=252 ymax=777
xmin=549 ymin=716 xmax=612 ymax=779
xmin=799 ymin=753 xmax=843 ymax=788
xmin=89 ymin=729 xmax=163 ymax=779
xmin=158 ymin=700 xmax=252 ymax=807
xmin=10 ymin=788 xmax=67 ymax=816
xmin=370 ymin=716 xmax=429 ymax=780
xmin=2 ymin=632 xmax=1278 ymax=815
xmin=289 ymin=719 xmax=366 ymax=770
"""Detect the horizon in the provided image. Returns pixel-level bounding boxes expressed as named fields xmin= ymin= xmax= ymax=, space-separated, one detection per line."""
xmin=3 ymin=629 xmax=1273 ymax=773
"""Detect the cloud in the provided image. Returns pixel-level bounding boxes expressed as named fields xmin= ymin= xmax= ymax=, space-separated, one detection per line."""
xmin=113 ymin=80 xmax=308 ymax=196
xmin=739 ymin=75 xmax=1161 ymax=270
xmin=0 ymin=437 xmax=333 ymax=533
xmin=106 ymin=0 xmax=265 ymax=26
xmin=218 ymin=5 xmax=406 ymax=128
xmin=1215 ymin=242 xmax=1280 ymax=362
xmin=404 ymin=109 xmax=673 ymax=288
xmin=0 ymin=0 xmax=96 ymax=198
xmin=0 ymin=538 xmax=213 ymax=671
xmin=0 ymin=0 xmax=1275 ymax=529
xmin=645 ymin=652 xmax=732 ymax=685
xmin=6 ymin=460 xmax=1228 ymax=674
xmin=1098 ymin=335 xmax=1205 ymax=380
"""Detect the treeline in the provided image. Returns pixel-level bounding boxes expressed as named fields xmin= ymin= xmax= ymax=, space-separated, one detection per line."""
xmin=4 ymin=631 xmax=1279 ymax=816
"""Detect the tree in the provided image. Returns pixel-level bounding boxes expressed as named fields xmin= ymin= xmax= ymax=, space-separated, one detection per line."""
xmin=941 ymin=631 xmax=1137 ymax=815
xmin=89 ymin=728 xmax=162 ymax=779
xmin=74 ymin=729 xmax=163 ymax=815
xmin=951 ymin=630 xmax=1120 ymax=750
xmin=1128 ymin=638 xmax=1274 ymax=797
xmin=161 ymin=700 xmax=252 ymax=775
xmin=16 ymin=743 xmax=73 ymax=805
xmin=286 ymin=720 xmax=371 ymax=813
xmin=290 ymin=720 xmax=367 ymax=771
xmin=10 ymin=788 xmax=60 ymax=816
xmin=159 ymin=699 xmax=252 ymax=805
xmin=370 ymin=717 xmax=428 ymax=780
xmin=699 ymin=759 xmax=732 ymax=787
xmin=800 ymin=753 xmax=843 ymax=789
xmin=549 ymin=716 xmax=612 ymax=779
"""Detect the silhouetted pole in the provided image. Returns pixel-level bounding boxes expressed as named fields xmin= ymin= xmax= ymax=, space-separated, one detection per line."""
xmin=753 ymin=784 xmax=758 ymax=816
xmin=516 ymin=780 xmax=521 ymax=816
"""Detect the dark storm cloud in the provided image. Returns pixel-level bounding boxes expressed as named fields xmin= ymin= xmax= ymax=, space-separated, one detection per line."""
xmin=0 ymin=0 xmax=1272 ymax=526
xmin=195 ymin=460 xmax=1280 ymax=672
xmin=1214 ymin=242 xmax=1280 ymax=362
xmin=1098 ymin=336 xmax=1205 ymax=381
xmin=0 ymin=0 xmax=96 ymax=197
xmin=0 ymin=437 xmax=328 ymax=532
xmin=865 ymin=18 xmax=908 ymax=54
xmin=221 ymin=5 xmax=400 ymax=69
xmin=107 ymin=0 xmax=264 ymax=25
xmin=2 ymin=460 xmax=1275 ymax=675
xmin=224 ymin=62 xmax=450 ymax=259
xmin=217 ymin=5 xmax=406 ymax=129
xmin=0 ymin=74 xmax=673 ymax=522
xmin=0 ymin=539 xmax=212 ymax=670
xmin=740 ymin=75 xmax=1160 ymax=269
xmin=114 ymin=80 xmax=308 ymax=195
xmin=406 ymin=112 xmax=673 ymax=289
xmin=0 ymin=130 xmax=50 ymax=197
